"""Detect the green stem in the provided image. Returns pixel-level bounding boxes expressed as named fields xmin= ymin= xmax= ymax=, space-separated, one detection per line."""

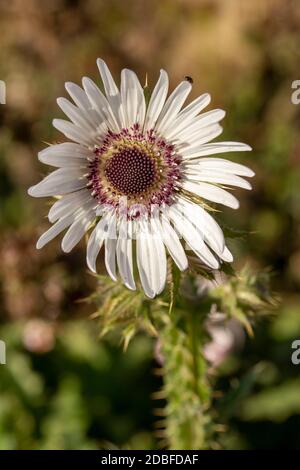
xmin=157 ymin=303 xmax=211 ymax=450
xmin=188 ymin=310 xmax=200 ymax=396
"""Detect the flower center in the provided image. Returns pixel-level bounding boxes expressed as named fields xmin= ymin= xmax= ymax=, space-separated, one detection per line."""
xmin=87 ymin=125 xmax=182 ymax=218
xmin=104 ymin=147 xmax=156 ymax=195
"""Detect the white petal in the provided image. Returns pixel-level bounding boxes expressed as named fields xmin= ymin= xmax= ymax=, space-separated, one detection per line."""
xmin=176 ymin=198 xmax=225 ymax=255
xmin=28 ymin=168 xmax=86 ymax=197
xmin=149 ymin=217 xmax=167 ymax=295
xmin=48 ymin=190 xmax=92 ymax=223
xmin=185 ymin=157 xmax=255 ymax=177
xmin=116 ymin=219 xmax=136 ymax=290
xmin=181 ymin=180 xmax=240 ymax=209
xmin=184 ymin=170 xmax=252 ymax=190
xmin=52 ymin=119 xmax=96 ymax=146
xmin=219 ymin=246 xmax=233 ymax=262
xmin=97 ymin=58 xmax=125 ymax=128
xmin=155 ymin=81 xmax=192 ymax=134
xmin=144 ymin=69 xmax=169 ymax=131
xmin=61 ymin=208 xmax=95 ymax=253
xmin=121 ymin=69 xmax=146 ymax=128
xmin=65 ymin=82 xmax=91 ymax=110
xmin=86 ymin=213 xmax=113 ymax=272
xmin=105 ymin=238 xmax=117 ymax=281
xmin=182 ymin=142 xmax=252 ymax=159
xmin=82 ymin=77 xmax=119 ymax=132
xmin=136 ymin=221 xmax=156 ymax=298
xmin=36 ymin=214 xmax=74 ymax=249
xmin=97 ymin=59 xmax=119 ymax=99
xmin=168 ymin=205 xmax=219 ymax=269
xmin=101 ymin=212 xmax=118 ymax=280
xmin=38 ymin=143 xmax=92 ymax=168
xmin=65 ymin=82 xmax=109 ymax=133
xmin=179 ymin=124 xmax=223 ymax=151
xmin=159 ymin=215 xmax=188 ymax=271
xmin=57 ymin=97 xmax=98 ymax=133
xmin=177 ymin=109 xmax=225 ymax=139
xmin=164 ymin=93 xmax=211 ymax=139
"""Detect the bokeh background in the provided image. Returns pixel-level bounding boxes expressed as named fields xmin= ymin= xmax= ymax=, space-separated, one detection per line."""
xmin=0 ymin=0 xmax=300 ymax=449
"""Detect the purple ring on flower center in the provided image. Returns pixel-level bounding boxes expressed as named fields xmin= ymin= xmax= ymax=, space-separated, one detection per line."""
xmin=87 ymin=124 xmax=182 ymax=217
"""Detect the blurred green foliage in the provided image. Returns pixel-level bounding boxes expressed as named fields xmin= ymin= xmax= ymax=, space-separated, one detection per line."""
xmin=0 ymin=321 xmax=156 ymax=449
xmin=0 ymin=0 xmax=300 ymax=449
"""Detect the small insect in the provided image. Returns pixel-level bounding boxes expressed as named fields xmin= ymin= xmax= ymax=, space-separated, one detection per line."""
xmin=184 ymin=75 xmax=193 ymax=84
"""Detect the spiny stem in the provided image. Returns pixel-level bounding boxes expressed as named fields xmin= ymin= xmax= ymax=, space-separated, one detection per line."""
xmin=157 ymin=304 xmax=211 ymax=449
xmin=187 ymin=308 xmax=210 ymax=403
xmin=188 ymin=310 xmax=200 ymax=397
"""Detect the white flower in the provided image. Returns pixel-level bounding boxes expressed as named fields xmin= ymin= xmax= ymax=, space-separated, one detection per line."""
xmin=28 ymin=59 xmax=254 ymax=298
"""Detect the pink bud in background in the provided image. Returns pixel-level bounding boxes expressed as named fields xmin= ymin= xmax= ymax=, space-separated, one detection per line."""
xmin=204 ymin=312 xmax=245 ymax=369
xmin=23 ymin=319 xmax=55 ymax=354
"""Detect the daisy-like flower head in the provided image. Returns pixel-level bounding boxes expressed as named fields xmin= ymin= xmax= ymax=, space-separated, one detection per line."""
xmin=28 ymin=59 xmax=254 ymax=298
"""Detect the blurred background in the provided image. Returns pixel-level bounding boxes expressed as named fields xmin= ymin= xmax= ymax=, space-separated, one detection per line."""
xmin=0 ymin=0 xmax=300 ymax=449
